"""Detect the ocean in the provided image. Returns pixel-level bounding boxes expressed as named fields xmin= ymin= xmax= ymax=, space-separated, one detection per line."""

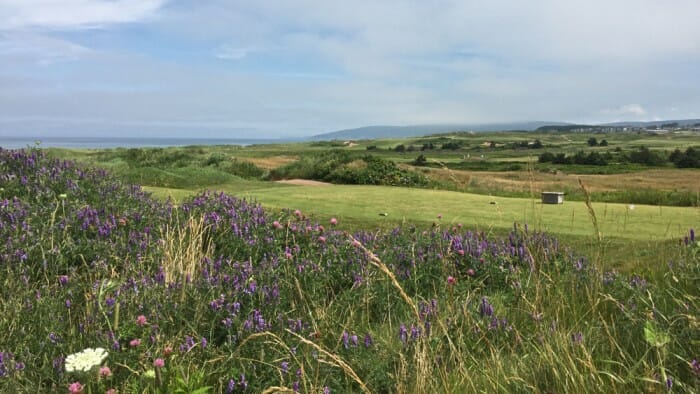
xmin=0 ymin=136 xmax=299 ymax=149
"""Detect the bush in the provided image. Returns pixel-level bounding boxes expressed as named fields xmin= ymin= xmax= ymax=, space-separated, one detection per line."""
xmin=413 ymin=154 xmax=428 ymax=166
xmin=222 ymin=159 xmax=265 ymax=179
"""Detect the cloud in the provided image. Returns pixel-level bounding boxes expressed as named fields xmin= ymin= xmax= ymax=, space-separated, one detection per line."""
xmin=602 ymin=104 xmax=648 ymax=117
xmin=0 ymin=32 xmax=91 ymax=64
xmin=215 ymin=45 xmax=254 ymax=60
xmin=2 ymin=1 xmax=700 ymax=137
xmin=0 ymin=0 xmax=169 ymax=30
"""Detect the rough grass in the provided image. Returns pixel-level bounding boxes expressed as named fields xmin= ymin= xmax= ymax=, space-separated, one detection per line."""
xmin=2 ymin=147 xmax=699 ymax=393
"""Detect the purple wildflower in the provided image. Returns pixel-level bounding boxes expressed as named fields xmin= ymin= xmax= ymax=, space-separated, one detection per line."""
xmin=571 ymin=332 xmax=583 ymax=344
xmin=399 ymin=324 xmax=408 ymax=344
xmin=364 ymin=333 xmax=373 ymax=348
xmin=342 ymin=331 xmax=349 ymax=349
xmin=479 ymin=297 xmax=494 ymax=318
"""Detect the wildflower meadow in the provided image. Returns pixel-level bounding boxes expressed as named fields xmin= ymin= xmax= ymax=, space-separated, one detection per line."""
xmin=0 ymin=147 xmax=698 ymax=392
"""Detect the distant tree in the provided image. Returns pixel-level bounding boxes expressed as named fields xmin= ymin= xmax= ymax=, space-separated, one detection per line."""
xmin=441 ymin=141 xmax=462 ymax=150
xmin=587 ymin=137 xmax=598 ymax=147
xmin=669 ymin=148 xmax=682 ymax=163
xmin=671 ymin=147 xmax=700 ymax=168
xmin=599 ymin=139 xmax=608 ymax=147
xmin=552 ymin=153 xmax=571 ymax=165
xmin=531 ymin=139 xmax=543 ymax=149
xmin=573 ymin=150 xmax=587 ymax=164
xmin=394 ymin=144 xmax=406 ymax=153
xmin=413 ymin=154 xmax=428 ymax=166
xmin=538 ymin=152 xmax=555 ymax=163
xmin=628 ymin=146 xmax=666 ymax=166
xmin=366 ymin=145 xmax=378 ymax=150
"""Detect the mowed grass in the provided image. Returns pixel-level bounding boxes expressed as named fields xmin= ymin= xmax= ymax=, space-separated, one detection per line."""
xmin=145 ymin=182 xmax=698 ymax=271
xmin=148 ymin=183 xmax=699 ymax=241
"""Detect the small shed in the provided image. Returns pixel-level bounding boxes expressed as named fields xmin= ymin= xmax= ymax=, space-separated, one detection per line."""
xmin=541 ymin=192 xmax=564 ymax=204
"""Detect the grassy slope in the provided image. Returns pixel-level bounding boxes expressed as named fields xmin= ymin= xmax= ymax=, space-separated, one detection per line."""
xmin=145 ymin=182 xmax=699 ymax=272
xmin=148 ymin=183 xmax=699 ymax=241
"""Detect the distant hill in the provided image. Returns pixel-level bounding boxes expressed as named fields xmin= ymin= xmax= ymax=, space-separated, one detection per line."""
xmin=600 ymin=119 xmax=700 ymax=128
xmin=311 ymin=119 xmax=700 ymax=141
xmin=310 ymin=121 xmax=571 ymax=140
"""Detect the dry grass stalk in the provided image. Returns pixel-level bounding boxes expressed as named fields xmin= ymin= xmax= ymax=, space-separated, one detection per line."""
xmin=284 ymin=329 xmax=371 ymax=394
xmin=578 ymin=178 xmax=602 ymax=243
xmin=160 ymin=213 xmax=212 ymax=285
xmin=350 ymin=236 xmax=421 ymax=322
xmin=261 ymin=387 xmax=295 ymax=394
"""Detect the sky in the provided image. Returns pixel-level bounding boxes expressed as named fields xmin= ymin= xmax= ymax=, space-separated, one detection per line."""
xmin=1 ymin=0 xmax=699 ymax=139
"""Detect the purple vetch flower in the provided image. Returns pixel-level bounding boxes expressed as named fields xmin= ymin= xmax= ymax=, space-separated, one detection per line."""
xmin=350 ymin=334 xmax=358 ymax=348
xmin=410 ymin=325 xmax=421 ymax=340
xmin=201 ymin=337 xmax=207 ymax=349
xmin=281 ymin=361 xmax=289 ymax=374
xmin=571 ymin=332 xmax=583 ymax=344
xmin=53 ymin=356 xmax=65 ymax=374
xmin=665 ymin=377 xmax=673 ymax=390
xmin=364 ymin=333 xmax=373 ymax=348
xmin=479 ymin=297 xmax=494 ymax=318
xmin=226 ymin=378 xmax=236 ymax=394
xmin=293 ymin=381 xmax=300 ymax=392
xmin=399 ymin=324 xmax=408 ymax=344
xmin=690 ymin=228 xmax=695 ymax=242
xmin=342 ymin=331 xmax=349 ymax=349
xmin=239 ymin=373 xmax=247 ymax=390
xmin=48 ymin=332 xmax=60 ymax=344
xmin=691 ymin=359 xmax=700 ymax=376
xmin=323 ymin=386 xmax=331 ymax=394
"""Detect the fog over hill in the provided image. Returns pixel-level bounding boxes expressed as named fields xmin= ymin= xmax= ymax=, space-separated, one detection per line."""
xmin=311 ymin=119 xmax=700 ymax=140
xmin=310 ymin=121 xmax=571 ymax=140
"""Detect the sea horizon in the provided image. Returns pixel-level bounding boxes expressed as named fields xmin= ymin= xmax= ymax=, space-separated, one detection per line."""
xmin=0 ymin=135 xmax=302 ymax=149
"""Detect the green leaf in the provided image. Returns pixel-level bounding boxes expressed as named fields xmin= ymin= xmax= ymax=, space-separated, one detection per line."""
xmin=643 ymin=321 xmax=670 ymax=348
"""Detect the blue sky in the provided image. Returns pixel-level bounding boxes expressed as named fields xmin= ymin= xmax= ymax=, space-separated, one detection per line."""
xmin=1 ymin=0 xmax=699 ymax=138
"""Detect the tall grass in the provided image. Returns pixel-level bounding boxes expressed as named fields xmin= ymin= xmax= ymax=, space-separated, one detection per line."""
xmin=0 ymin=147 xmax=698 ymax=392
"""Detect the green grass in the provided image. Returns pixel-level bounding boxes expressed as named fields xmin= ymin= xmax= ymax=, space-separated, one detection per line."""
xmin=4 ymin=146 xmax=699 ymax=393
xmin=149 ymin=183 xmax=699 ymax=241
xmin=142 ymin=182 xmax=699 ymax=273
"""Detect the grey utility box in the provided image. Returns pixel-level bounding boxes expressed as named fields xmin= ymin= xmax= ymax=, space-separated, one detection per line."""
xmin=541 ymin=192 xmax=564 ymax=204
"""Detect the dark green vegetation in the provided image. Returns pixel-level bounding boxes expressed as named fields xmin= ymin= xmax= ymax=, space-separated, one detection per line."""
xmin=1 ymin=147 xmax=699 ymax=392
xmin=269 ymin=150 xmax=429 ymax=187
xmin=46 ymin=130 xmax=700 ymax=208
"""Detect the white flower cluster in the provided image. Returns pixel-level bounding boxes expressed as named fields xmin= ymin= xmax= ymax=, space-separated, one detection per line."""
xmin=65 ymin=347 xmax=108 ymax=372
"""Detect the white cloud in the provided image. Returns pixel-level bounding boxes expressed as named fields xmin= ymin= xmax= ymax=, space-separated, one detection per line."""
xmin=602 ymin=104 xmax=648 ymax=117
xmin=215 ymin=45 xmax=254 ymax=60
xmin=0 ymin=0 xmax=169 ymax=30
xmin=2 ymin=1 xmax=700 ymax=137
xmin=0 ymin=32 xmax=90 ymax=64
